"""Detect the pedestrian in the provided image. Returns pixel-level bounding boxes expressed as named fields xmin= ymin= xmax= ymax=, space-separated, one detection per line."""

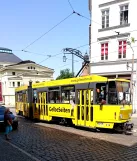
xmin=4 ymin=108 xmax=13 ymax=140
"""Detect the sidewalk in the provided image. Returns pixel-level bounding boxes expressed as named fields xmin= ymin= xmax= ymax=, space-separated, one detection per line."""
xmin=132 ymin=113 xmax=137 ymax=118
xmin=2 ymin=105 xmax=15 ymax=108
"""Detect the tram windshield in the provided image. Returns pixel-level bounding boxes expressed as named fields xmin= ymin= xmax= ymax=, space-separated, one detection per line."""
xmin=116 ymin=81 xmax=131 ymax=105
xmin=108 ymin=81 xmax=131 ymax=105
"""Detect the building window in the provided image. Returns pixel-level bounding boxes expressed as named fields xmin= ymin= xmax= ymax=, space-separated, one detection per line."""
xmin=102 ymin=9 xmax=109 ymax=29
xmin=101 ymin=43 xmax=108 ymax=60
xmin=120 ymin=5 xmax=128 ymax=25
xmin=118 ymin=40 xmax=127 ymax=59
xmin=12 ymin=72 xmax=15 ymax=75
xmin=12 ymin=82 xmax=15 ymax=87
xmin=17 ymin=82 xmax=20 ymax=87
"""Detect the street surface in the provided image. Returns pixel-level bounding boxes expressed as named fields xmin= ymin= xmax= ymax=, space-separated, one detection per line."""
xmin=0 ymin=107 xmax=137 ymax=161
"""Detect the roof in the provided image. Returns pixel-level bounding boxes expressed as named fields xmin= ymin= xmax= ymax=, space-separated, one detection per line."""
xmin=15 ymin=85 xmax=28 ymax=92
xmin=32 ymin=75 xmax=108 ymax=88
xmin=108 ymin=78 xmax=130 ymax=82
xmin=7 ymin=60 xmax=35 ymax=66
xmin=6 ymin=60 xmax=54 ymax=71
xmin=0 ymin=48 xmax=22 ymax=63
xmin=0 ymin=47 xmax=12 ymax=51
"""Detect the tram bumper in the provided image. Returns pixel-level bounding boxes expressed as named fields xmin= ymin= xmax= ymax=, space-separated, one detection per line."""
xmin=124 ymin=121 xmax=134 ymax=134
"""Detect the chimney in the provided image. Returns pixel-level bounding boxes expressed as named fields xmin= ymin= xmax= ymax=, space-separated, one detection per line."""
xmin=80 ymin=62 xmax=90 ymax=76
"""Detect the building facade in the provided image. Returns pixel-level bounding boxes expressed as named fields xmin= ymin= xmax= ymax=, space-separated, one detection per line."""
xmin=0 ymin=48 xmax=54 ymax=106
xmin=89 ymin=0 xmax=137 ymax=112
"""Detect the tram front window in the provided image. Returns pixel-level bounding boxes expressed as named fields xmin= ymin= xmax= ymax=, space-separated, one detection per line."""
xmin=116 ymin=81 xmax=131 ymax=105
xmin=108 ymin=81 xmax=118 ymax=104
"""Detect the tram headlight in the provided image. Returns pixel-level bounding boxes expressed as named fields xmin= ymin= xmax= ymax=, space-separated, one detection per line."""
xmin=129 ymin=113 xmax=131 ymax=118
xmin=119 ymin=114 xmax=123 ymax=119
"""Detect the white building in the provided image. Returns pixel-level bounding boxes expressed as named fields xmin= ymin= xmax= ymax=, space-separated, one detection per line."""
xmin=0 ymin=48 xmax=54 ymax=106
xmin=89 ymin=0 xmax=137 ymax=112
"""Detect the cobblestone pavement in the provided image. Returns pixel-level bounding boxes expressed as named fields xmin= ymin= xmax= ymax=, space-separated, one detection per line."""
xmin=0 ymin=117 xmax=137 ymax=161
xmin=0 ymin=138 xmax=36 ymax=161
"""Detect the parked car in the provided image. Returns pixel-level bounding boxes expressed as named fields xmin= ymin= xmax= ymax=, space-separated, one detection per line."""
xmin=0 ymin=106 xmax=18 ymax=130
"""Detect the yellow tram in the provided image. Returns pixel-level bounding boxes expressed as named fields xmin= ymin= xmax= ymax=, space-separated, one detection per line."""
xmin=15 ymin=75 xmax=133 ymax=134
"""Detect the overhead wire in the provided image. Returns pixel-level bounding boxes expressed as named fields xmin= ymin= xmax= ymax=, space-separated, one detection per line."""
xmin=67 ymin=0 xmax=74 ymax=11
xmin=37 ymin=43 xmax=90 ymax=64
xmin=58 ymin=45 xmax=137 ymax=70
xmin=10 ymin=44 xmax=137 ymax=79
xmin=18 ymin=1 xmax=137 ymax=74
xmin=20 ymin=27 xmax=137 ymax=65
xmin=20 ymin=0 xmax=111 ymax=51
xmin=67 ymin=1 xmax=129 ymax=37
xmin=13 ymin=28 xmax=137 ymax=65
xmin=22 ymin=12 xmax=74 ymax=51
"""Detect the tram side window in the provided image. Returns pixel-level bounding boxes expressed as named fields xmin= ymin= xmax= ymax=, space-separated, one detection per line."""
xmin=18 ymin=93 xmax=23 ymax=102
xmin=96 ymin=83 xmax=107 ymax=104
xmin=61 ymin=86 xmax=75 ymax=103
xmin=25 ymin=91 xmax=28 ymax=102
xmin=33 ymin=90 xmax=37 ymax=103
xmin=48 ymin=88 xmax=60 ymax=103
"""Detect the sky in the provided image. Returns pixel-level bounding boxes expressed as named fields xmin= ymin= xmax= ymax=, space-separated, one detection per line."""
xmin=0 ymin=0 xmax=90 ymax=79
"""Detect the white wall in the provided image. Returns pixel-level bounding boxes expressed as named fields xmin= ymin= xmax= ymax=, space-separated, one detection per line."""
xmin=0 ymin=63 xmax=54 ymax=106
xmin=91 ymin=0 xmax=137 ymax=64
xmin=90 ymin=0 xmax=137 ymax=112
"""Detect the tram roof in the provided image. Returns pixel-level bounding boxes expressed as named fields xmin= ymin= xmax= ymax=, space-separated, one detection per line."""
xmin=108 ymin=78 xmax=130 ymax=82
xmin=15 ymin=75 xmax=130 ymax=92
xmin=32 ymin=75 xmax=108 ymax=88
xmin=15 ymin=85 xmax=28 ymax=92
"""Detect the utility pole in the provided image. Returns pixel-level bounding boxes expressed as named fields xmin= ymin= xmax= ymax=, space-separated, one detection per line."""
xmin=127 ymin=37 xmax=136 ymax=113
xmin=127 ymin=42 xmax=134 ymax=111
xmin=135 ymin=56 xmax=137 ymax=113
xmin=72 ymin=53 xmax=74 ymax=77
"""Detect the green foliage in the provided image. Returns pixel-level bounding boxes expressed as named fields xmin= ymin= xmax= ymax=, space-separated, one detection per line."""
xmin=131 ymin=37 xmax=135 ymax=43
xmin=56 ymin=68 xmax=74 ymax=80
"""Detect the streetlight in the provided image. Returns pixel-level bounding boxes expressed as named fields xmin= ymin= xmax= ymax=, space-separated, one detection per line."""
xmin=63 ymin=48 xmax=87 ymax=77
xmin=63 ymin=51 xmax=74 ymax=77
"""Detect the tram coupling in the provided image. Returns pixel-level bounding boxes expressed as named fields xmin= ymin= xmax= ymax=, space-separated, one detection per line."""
xmin=124 ymin=121 xmax=134 ymax=135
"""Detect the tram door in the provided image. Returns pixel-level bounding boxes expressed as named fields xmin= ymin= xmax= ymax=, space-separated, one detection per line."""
xmin=77 ymin=89 xmax=94 ymax=126
xmin=39 ymin=92 xmax=48 ymax=120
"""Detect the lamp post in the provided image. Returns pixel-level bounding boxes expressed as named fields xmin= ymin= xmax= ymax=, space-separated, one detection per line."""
xmin=63 ymin=48 xmax=89 ymax=77
xmin=63 ymin=52 xmax=74 ymax=77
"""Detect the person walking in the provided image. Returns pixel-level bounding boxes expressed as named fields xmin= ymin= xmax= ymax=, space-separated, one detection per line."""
xmin=4 ymin=108 xmax=13 ymax=140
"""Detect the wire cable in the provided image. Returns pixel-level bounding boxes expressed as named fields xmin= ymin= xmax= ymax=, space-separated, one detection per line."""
xmin=22 ymin=12 xmax=74 ymax=50
xmin=67 ymin=0 xmax=74 ymax=11
xmin=59 ymin=45 xmax=137 ymax=69
xmin=22 ymin=50 xmax=47 ymax=56
xmin=9 ymin=45 xmax=137 ymax=78
xmin=37 ymin=43 xmax=91 ymax=64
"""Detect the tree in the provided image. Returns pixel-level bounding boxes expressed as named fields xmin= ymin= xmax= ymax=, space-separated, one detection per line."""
xmin=56 ymin=68 xmax=73 ymax=80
